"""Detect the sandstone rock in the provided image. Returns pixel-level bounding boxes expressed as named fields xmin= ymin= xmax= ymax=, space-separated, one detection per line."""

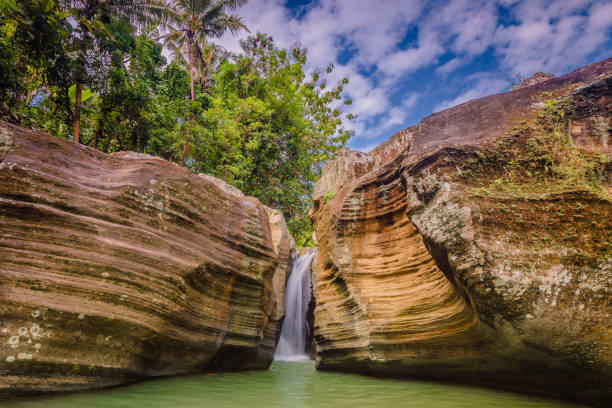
xmin=111 ymin=151 xmax=165 ymax=161
xmin=0 ymin=122 xmax=294 ymax=397
xmin=0 ymin=125 xmax=15 ymax=164
xmin=298 ymin=247 xmax=317 ymax=359
xmin=515 ymin=72 xmax=556 ymax=90
xmin=312 ymin=148 xmax=374 ymax=201
xmin=311 ymin=57 xmax=612 ymax=406
xmin=261 ymin=207 xmax=296 ymax=360
xmin=197 ymin=173 xmax=246 ymax=198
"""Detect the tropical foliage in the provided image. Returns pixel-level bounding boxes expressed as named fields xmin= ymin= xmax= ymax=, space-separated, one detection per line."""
xmin=0 ymin=0 xmax=354 ymax=246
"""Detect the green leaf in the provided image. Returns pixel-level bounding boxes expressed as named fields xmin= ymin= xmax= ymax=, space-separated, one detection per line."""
xmin=42 ymin=0 xmax=54 ymax=13
xmin=0 ymin=20 xmax=17 ymax=37
xmin=91 ymin=19 xmax=105 ymax=33
xmin=68 ymin=84 xmax=95 ymax=105
xmin=2 ymin=0 xmax=17 ymax=12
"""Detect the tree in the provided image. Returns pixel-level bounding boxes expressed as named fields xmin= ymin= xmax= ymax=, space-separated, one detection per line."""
xmin=190 ymin=34 xmax=354 ymax=245
xmin=0 ymin=4 xmax=355 ymax=246
xmin=62 ymin=0 xmax=146 ymax=144
xmin=94 ymin=20 xmax=166 ymax=152
xmin=142 ymin=0 xmax=248 ymax=162
xmin=0 ymin=0 xmax=71 ymax=122
xmin=145 ymin=61 xmax=192 ymax=161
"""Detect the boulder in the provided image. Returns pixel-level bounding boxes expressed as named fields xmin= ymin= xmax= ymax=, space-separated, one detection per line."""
xmin=0 ymin=121 xmax=295 ymax=397
xmin=310 ymin=57 xmax=612 ymax=406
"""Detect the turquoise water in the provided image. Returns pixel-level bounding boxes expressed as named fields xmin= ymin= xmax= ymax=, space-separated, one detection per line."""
xmin=1 ymin=361 xmax=585 ymax=408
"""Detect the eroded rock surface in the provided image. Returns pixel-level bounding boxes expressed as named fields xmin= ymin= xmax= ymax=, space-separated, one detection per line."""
xmin=311 ymin=57 xmax=612 ymax=406
xmin=0 ymin=121 xmax=295 ymax=397
xmin=515 ymin=72 xmax=556 ymax=89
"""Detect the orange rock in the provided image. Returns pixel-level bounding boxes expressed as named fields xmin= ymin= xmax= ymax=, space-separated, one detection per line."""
xmin=0 ymin=122 xmax=295 ymax=397
xmin=311 ymin=57 xmax=612 ymax=406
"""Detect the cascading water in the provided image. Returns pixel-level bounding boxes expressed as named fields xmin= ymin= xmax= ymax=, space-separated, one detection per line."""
xmin=274 ymin=250 xmax=316 ymax=361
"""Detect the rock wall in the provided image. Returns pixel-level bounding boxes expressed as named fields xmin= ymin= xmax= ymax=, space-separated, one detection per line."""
xmin=0 ymin=122 xmax=295 ymax=397
xmin=311 ymin=57 xmax=612 ymax=406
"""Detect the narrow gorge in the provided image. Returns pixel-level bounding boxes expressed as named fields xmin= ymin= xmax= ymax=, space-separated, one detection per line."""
xmin=1 ymin=57 xmax=611 ymax=407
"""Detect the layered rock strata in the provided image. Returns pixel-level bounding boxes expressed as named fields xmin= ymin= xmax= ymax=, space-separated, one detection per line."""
xmin=0 ymin=122 xmax=295 ymax=397
xmin=311 ymin=57 xmax=612 ymax=406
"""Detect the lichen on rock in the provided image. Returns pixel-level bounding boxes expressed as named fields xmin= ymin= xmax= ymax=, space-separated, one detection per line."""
xmin=0 ymin=126 xmax=15 ymax=164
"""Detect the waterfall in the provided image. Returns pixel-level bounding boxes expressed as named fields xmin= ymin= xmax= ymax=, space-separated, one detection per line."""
xmin=274 ymin=250 xmax=316 ymax=361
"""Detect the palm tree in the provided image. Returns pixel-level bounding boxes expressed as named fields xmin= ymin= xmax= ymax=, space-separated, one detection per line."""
xmin=143 ymin=0 xmax=248 ymax=163
xmin=145 ymin=0 xmax=248 ymax=101
xmin=168 ymin=42 xmax=235 ymax=93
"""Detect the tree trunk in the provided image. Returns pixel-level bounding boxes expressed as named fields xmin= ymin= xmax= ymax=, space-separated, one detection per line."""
xmin=74 ymin=18 xmax=90 ymax=145
xmin=132 ymin=134 xmax=138 ymax=151
xmin=73 ymin=82 xmax=83 ymax=144
xmin=201 ymin=47 xmax=213 ymax=93
xmin=188 ymin=37 xmax=195 ymax=101
xmin=182 ymin=35 xmax=195 ymax=164
xmin=93 ymin=126 xmax=99 ymax=150
xmin=181 ymin=126 xmax=191 ymax=164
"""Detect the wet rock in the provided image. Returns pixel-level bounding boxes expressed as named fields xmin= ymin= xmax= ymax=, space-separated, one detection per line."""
xmin=0 ymin=123 xmax=294 ymax=397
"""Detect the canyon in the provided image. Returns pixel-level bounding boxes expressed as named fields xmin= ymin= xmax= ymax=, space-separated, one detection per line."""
xmin=1 ymin=57 xmax=611 ymax=407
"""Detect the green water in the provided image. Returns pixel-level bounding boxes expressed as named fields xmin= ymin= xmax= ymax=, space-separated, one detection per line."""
xmin=2 ymin=362 xmax=585 ymax=408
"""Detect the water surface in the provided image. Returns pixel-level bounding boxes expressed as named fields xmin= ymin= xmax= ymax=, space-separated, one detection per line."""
xmin=1 ymin=361 xmax=585 ymax=408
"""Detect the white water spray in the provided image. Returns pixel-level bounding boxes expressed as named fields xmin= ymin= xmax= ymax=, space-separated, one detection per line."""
xmin=274 ymin=250 xmax=316 ymax=361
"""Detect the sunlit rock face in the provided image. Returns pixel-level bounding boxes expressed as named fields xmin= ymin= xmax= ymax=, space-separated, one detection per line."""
xmin=311 ymin=57 xmax=612 ymax=406
xmin=0 ymin=121 xmax=295 ymax=397
xmin=515 ymin=72 xmax=556 ymax=89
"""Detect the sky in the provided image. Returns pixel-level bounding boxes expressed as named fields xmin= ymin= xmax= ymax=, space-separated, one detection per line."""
xmin=216 ymin=0 xmax=612 ymax=152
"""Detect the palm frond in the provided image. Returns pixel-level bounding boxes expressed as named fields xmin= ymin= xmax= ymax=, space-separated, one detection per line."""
xmin=222 ymin=14 xmax=248 ymax=35
xmin=137 ymin=0 xmax=185 ymax=30
xmin=138 ymin=0 xmax=248 ymax=82
xmin=221 ymin=0 xmax=248 ymax=12
xmin=201 ymin=0 xmax=225 ymax=23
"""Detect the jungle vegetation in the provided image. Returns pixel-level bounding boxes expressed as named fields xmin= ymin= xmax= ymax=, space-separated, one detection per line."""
xmin=0 ymin=0 xmax=355 ymax=246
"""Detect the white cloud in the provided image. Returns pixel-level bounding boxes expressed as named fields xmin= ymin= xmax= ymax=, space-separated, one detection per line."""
xmin=301 ymin=1 xmax=426 ymax=69
xmin=381 ymin=35 xmax=443 ymax=77
xmin=493 ymin=0 xmax=612 ymax=75
xmin=434 ymin=74 xmax=509 ymax=112
xmin=436 ymin=57 xmax=465 ymax=75
xmin=212 ymin=0 xmax=612 ymax=148
xmin=383 ymin=93 xmax=420 ymax=128
xmin=425 ymin=0 xmax=498 ymax=56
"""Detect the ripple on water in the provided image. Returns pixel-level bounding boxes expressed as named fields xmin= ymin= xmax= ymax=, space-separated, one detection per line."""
xmin=1 ymin=362 xmax=587 ymax=408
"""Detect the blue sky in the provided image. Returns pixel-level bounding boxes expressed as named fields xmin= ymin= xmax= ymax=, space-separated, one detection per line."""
xmin=218 ymin=0 xmax=612 ymax=152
